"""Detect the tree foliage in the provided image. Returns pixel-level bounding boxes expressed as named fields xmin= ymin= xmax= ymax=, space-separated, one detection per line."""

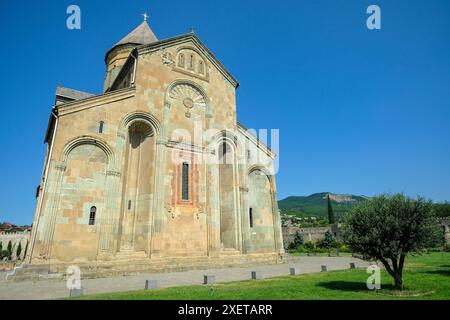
xmin=319 ymin=230 xmax=337 ymax=249
xmin=433 ymin=202 xmax=450 ymax=218
xmin=288 ymin=231 xmax=304 ymax=250
xmin=16 ymin=242 xmax=22 ymax=260
xmin=6 ymin=241 xmax=12 ymax=259
xmin=343 ymin=193 xmax=440 ymax=290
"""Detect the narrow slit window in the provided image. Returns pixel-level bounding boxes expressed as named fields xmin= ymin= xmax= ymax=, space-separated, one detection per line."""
xmin=89 ymin=206 xmax=96 ymax=225
xmin=128 ymin=200 xmax=132 ymax=210
xmin=182 ymin=162 xmax=189 ymax=200
xmin=99 ymin=121 xmax=104 ymax=134
xmin=189 ymin=54 xmax=195 ymax=70
xmin=178 ymin=53 xmax=185 ymax=67
xmin=249 ymin=208 xmax=253 ymax=228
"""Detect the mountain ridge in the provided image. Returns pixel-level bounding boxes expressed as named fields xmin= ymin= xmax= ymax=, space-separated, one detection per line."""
xmin=278 ymin=192 xmax=368 ymax=217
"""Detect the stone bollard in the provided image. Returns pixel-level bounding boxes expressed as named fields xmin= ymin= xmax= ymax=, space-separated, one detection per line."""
xmin=145 ymin=280 xmax=158 ymax=289
xmin=321 ymin=265 xmax=327 ymax=272
xmin=69 ymin=288 xmax=84 ymax=297
xmin=350 ymin=262 xmax=356 ymax=269
xmin=203 ymin=275 xmax=215 ymax=285
xmin=290 ymin=267 xmax=300 ymax=275
xmin=251 ymin=271 xmax=262 ymax=280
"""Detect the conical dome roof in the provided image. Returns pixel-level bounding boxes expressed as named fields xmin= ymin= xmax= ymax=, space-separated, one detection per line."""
xmin=113 ymin=20 xmax=158 ymax=47
xmin=106 ymin=20 xmax=158 ymax=62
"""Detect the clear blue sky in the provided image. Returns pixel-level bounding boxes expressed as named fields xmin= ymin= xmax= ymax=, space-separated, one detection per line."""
xmin=1 ymin=0 xmax=449 ymax=225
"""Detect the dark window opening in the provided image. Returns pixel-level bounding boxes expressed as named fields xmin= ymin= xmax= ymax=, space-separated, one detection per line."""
xmin=128 ymin=200 xmax=132 ymax=210
xmin=189 ymin=54 xmax=195 ymax=69
xmin=249 ymin=208 xmax=253 ymax=228
xmin=99 ymin=121 xmax=104 ymax=134
xmin=89 ymin=206 xmax=96 ymax=225
xmin=182 ymin=162 xmax=189 ymax=200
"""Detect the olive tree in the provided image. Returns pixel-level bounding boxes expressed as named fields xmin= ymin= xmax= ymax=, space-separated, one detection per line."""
xmin=343 ymin=193 xmax=439 ymax=290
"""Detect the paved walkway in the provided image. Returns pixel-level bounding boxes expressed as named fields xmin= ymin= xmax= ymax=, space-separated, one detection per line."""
xmin=0 ymin=256 xmax=368 ymax=300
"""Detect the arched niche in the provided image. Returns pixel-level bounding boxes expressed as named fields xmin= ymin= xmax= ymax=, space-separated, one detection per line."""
xmin=119 ymin=120 xmax=156 ymax=252
xmin=246 ymin=168 xmax=276 ymax=253
xmin=53 ymin=142 xmax=109 ymax=262
xmin=218 ymin=140 xmax=239 ymax=250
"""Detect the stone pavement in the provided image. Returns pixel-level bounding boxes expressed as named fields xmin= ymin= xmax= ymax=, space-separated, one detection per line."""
xmin=0 ymin=256 xmax=368 ymax=300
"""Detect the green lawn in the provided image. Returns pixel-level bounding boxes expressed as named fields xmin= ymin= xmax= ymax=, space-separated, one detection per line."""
xmin=75 ymin=252 xmax=450 ymax=300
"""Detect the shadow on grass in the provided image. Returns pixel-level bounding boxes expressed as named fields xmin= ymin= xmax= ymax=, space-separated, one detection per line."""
xmin=317 ymin=281 xmax=397 ymax=292
xmin=422 ymin=270 xmax=450 ymax=277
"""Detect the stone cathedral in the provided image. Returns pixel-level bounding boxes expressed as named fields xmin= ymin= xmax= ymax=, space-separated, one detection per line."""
xmin=27 ymin=18 xmax=284 ymax=273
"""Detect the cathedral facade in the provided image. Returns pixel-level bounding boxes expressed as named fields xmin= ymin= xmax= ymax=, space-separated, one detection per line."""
xmin=27 ymin=19 xmax=284 ymax=270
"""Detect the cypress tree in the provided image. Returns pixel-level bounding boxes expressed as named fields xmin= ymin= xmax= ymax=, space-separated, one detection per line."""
xmin=16 ymin=242 xmax=22 ymax=260
xmin=7 ymin=240 xmax=12 ymax=259
xmin=327 ymin=194 xmax=336 ymax=224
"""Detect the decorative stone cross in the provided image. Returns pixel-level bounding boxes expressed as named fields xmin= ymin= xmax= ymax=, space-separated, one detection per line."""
xmin=142 ymin=12 xmax=149 ymax=22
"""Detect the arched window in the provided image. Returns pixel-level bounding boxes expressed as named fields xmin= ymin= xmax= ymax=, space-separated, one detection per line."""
xmin=182 ymin=162 xmax=189 ymax=200
xmin=178 ymin=53 xmax=185 ymax=67
xmin=198 ymin=60 xmax=204 ymax=74
xmin=249 ymin=208 xmax=254 ymax=228
xmin=188 ymin=54 xmax=195 ymax=70
xmin=89 ymin=206 xmax=96 ymax=225
xmin=99 ymin=121 xmax=104 ymax=134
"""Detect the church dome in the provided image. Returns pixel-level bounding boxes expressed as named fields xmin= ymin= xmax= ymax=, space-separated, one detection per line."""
xmin=104 ymin=18 xmax=158 ymax=91
xmin=105 ymin=19 xmax=158 ymax=64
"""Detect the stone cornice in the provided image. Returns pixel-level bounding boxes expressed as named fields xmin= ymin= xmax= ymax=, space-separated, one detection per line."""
xmin=137 ymin=33 xmax=239 ymax=89
xmin=56 ymin=87 xmax=136 ymax=116
xmin=237 ymin=123 xmax=276 ymax=158
xmin=166 ymin=140 xmax=206 ymax=154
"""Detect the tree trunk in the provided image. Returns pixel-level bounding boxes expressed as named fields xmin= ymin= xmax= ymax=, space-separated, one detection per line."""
xmin=394 ymin=273 xmax=403 ymax=290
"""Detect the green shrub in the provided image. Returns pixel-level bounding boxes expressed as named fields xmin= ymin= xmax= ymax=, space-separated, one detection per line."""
xmin=304 ymin=241 xmax=315 ymax=251
xmin=318 ymin=230 xmax=338 ymax=249
xmin=0 ymin=250 xmax=10 ymax=260
xmin=287 ymin=231 xmax=304 ymax=250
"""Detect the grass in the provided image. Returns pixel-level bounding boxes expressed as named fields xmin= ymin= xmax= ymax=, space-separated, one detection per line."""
xmin=74 ymin=252 xmax=450 ymax=300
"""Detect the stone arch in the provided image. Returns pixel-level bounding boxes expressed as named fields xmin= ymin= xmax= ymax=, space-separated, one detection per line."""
xmin=51 ymin=140 xmax=110 ymax=262
xmin=212 ymin=130 xmax=245 ymax=162
xmin=246 ymin=167 xmax=276 ymax=253
xmin=165 ymin=79 xmax=210 ymax=110
xmin=120 ymin=111 xmax=161 ymax=136
xmin=175 ymin=46 xmax=209 ymax=74
xmin=118 ymin=119 xmax=156 ymax=252
xmin=248 ymin=165 xmax=276 ymax=193
xmin=215 ymin=134 xmax=242 ymax=251
xmin=62 ymin=136 xmax=114 ymax=167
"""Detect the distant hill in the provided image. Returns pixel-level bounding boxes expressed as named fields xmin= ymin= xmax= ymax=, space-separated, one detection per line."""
xmin=278 ymin=192 xmax=368 ymax=218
